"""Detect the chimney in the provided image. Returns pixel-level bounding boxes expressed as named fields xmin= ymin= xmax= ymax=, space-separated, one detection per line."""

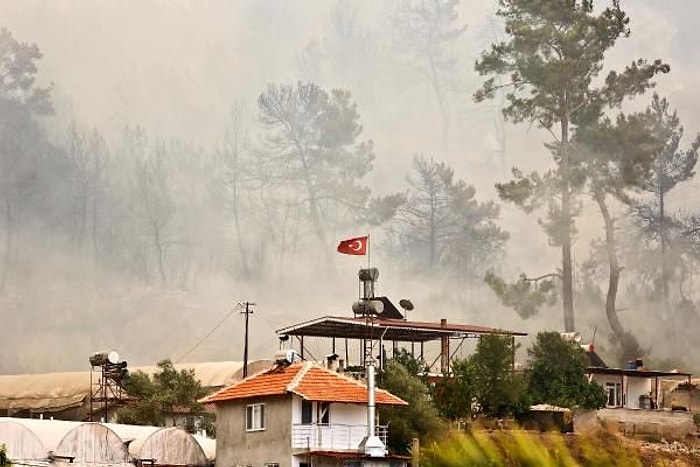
xmin=326 ymin=353 xmax=339 ymax=371
xmin=440 ymin=318 xmax=449 ymax=374
xmin=358 ymin=361 xmax=386 ymax=457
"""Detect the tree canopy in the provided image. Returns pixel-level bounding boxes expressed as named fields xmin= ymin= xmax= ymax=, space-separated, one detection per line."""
xmin=476 ymin=0 xmax=669 ymax=331
xmin=378 ymin=357 xmax=445 ymax=455
xmin=255 ymin=81 xmax=375 ymax=250
xmin=390 ymin=155 xmax=508 ymax=282
xmin=116 ymin=359 xmax=213 ymax=435
xmin=527 ymin=332 xmax=606 ymax=409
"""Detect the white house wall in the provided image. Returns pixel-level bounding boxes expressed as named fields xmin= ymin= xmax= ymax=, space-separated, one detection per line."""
xmin=331 ymin=402 xmax=368 ymax=426
xmin=591 ymin=375 xmax=653 ymax=409
xmin=625 ymin=377 xmax=652 ymax=409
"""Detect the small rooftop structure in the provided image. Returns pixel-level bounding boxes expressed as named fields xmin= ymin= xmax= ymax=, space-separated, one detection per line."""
xmin=277 ymin=315 xmax=526 ymax=342
xmin=276 ymin=268 xmax=526 ymax=374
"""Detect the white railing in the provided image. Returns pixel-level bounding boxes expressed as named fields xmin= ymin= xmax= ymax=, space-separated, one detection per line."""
xmin=291 ymin=423 xmax=388 ymax=450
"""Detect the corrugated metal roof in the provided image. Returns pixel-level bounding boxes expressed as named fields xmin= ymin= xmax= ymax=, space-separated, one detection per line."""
xmin=276 ymin=316 xmax=526 ymax=342
xmin=201 ymin=362 xmax=407 ymax=406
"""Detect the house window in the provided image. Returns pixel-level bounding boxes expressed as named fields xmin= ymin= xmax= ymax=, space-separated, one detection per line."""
xmin=264 ymin=464 xmax=279 ymax=467
xmin=318 ymin=402 xmax=330 ymax=425
xmin=605 ymin=382 xmax=622 ymax=407
xmin=301 ymin=400 xmax=313 ymax=424
xmin=246 ymin=403 xmax=266 ymax=431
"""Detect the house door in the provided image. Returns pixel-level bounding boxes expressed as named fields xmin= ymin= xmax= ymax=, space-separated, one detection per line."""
xmin=605 ymin=382 xmax=621 ymax=407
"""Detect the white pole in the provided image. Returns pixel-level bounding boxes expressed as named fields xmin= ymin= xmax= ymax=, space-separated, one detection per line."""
xmin=367 ymin=361 xmax=376 ymax=437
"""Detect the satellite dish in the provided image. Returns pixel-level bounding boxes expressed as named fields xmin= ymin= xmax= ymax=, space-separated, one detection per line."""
xmin=107 ymin=350 xmax=120 ymax=365
xmin=399 ymin=299 xmax=414 ymax=311
xmin=89 ymin=350 xmax=121 ymax=366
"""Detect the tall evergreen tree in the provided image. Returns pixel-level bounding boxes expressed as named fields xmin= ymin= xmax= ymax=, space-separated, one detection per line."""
xmin=633 ymin=94 xmax=700 ymax=319
xmin=574 ymin=111 xmax=661 ymax=358
xmin=392 ymin=155 xmax=507 ymax=282
xmin=475 ymin=0 xmax=669 ymax=331
xmin=389 ymin=0 xmax=466 ymax=154
xmin=256 ymin=82 xmax=375 ymax=255
xmin=0 ymin=28 xmax=54 ymax=290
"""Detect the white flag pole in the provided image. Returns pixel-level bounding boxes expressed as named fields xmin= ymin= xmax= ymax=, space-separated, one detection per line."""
xmin=367 ymin=233 xmax=371 ymax=269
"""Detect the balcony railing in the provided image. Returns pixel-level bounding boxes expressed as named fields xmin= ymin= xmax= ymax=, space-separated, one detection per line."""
xmin=291 ymin=423 xmax=388 ymax=451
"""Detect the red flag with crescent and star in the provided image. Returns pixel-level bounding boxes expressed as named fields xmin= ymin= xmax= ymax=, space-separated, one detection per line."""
xmin=337 ymin=236 xmax=368 ymax=255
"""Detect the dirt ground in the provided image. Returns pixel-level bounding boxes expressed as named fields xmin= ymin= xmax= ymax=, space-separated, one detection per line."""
xmin=566 ymin=431 xmax=700 ymax=466
xmin=635 ymin=437 xmax=700 ymax=466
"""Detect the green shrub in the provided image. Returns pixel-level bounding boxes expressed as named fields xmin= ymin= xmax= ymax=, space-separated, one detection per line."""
xmin=0 ymin=444 xmax=11 ymax=466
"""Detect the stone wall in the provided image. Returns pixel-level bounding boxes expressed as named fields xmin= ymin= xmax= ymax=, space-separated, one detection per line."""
xmin=574 ymin=408 xmax=694 ymax=440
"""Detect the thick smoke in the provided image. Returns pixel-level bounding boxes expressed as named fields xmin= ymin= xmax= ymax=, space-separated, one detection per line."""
xmin=0 ymin=0 xmax=698 ymax=374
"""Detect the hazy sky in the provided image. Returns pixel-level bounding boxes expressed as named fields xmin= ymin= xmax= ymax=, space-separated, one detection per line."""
xmin=1 ymin=0 xmax=699 ymax=372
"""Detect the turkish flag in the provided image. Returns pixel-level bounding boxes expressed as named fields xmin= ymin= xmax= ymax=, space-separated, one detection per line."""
xmin=337 ymin=236 xmax=368 ymax=255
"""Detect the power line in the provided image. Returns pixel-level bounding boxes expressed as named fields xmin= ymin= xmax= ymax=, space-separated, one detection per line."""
xmin=175 ymin=306 xmax=238 ymax=363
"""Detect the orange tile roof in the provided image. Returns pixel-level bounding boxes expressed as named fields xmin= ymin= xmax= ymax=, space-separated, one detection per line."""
xmin=201 ymin=362 xmax=407 ymax=406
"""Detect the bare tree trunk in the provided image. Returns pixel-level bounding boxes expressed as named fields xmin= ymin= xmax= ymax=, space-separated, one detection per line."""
xmin=594 ymin=190 xmax=626 ymax=340
xmin=294 ymin=139 xmax=328 ymax=254
xmin=0 ymin=198 xmax=13 ymax=291
xmin=658 ymin=188 xmax=671 ymax=320
xmin=429 ymin=191 xmax=436 ymax=270
xmin=428 ymin=53 xmax=450 ymax=157
xmin=560 ymin=117 xmax=575 ymax=332
xmin=226 ymin=106 xmax=249 ymax=275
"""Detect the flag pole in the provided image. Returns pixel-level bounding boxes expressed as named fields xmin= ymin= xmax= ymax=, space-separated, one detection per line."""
xmin=367 ymin=233 xmax=371 ymax=269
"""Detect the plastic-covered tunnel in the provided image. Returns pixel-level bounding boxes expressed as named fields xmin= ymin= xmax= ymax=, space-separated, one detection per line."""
xmin=0 ymin=418 xmax=215 ymax=467
xmin=0 ymin=417 xmax=131 ymax=466
xmin=104 ymin=423 xmax=214 ymax=466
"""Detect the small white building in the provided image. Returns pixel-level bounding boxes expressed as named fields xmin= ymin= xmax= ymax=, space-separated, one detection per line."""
xmin=201 ymin=360 xmax=409 ymax=467
xmin=585 ymin=353 xmax=692 ymax=410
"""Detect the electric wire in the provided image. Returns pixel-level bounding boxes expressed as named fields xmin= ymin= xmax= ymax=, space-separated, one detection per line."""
xmin=175 ymin=306 xmax=239 ymax=363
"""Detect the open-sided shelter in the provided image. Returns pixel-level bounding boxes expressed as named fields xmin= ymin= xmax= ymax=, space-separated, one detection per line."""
xmin=276 ymin=268 xmax=526 ymax=375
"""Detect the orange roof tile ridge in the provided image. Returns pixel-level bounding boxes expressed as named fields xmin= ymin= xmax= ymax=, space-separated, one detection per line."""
xmin=287 ymin=361 xmax=314 ymax=394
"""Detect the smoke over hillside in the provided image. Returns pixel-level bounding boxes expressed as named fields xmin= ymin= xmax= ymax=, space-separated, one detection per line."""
xmin=0 ymin=0 xmax=699 ymax=374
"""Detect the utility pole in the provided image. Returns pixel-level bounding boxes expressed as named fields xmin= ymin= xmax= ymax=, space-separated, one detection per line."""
xmin=240 ymin=301 xmax=256 ymax=378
